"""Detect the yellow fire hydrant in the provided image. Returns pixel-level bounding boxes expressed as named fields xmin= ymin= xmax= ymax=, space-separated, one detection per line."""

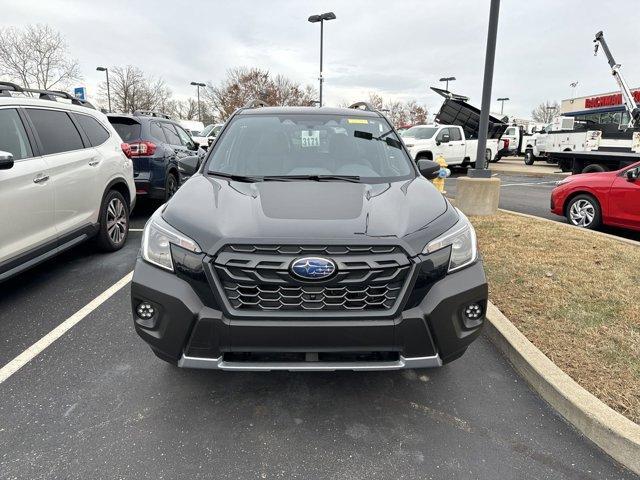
xmin=431 ymin=154 xmax=450 ymax=193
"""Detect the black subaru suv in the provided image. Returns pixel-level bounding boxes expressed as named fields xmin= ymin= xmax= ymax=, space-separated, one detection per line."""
xmin=108 ymin=111 xmax=200 ymax=202
xmin=131 ymin=102 xmax=487 ymax=371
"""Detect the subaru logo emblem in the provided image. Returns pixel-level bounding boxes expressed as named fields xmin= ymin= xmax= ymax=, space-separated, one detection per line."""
xmin=290 ymin=257 xmax=336 ymax=281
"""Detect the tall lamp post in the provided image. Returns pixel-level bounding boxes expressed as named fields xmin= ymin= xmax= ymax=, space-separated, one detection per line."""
xmin=439 ymin=76 xmax=456 ymax=92
xmin=96 ymin=66 xmax=111 ymax=112
xmin=190 ymin=81 xmax=206 ymax=122
xmin=470 ymin=0 xmax=501 ymax=178
xmin=308 ymin=11 xmax=336 ymax=107
xmin=497 ymin=97 xmax=509 ymax=114
xmin=456 ymin=0 xmax=502 ymax=216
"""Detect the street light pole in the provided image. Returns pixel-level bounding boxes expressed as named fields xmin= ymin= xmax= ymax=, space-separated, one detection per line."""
xmin=190 ymin=81 xmax=206 ymax=122
xmin=308 ymin=12 xmax=336 ymax=107
xmin=96 ymin=66 xmax=111 ymax=112
xmin=497 ymin=97 xmax=509 ymax=114
xmin=470 ymin=0 xmax=501 ymax=178
xmin=439 ymin=76 xmax=456 ymax=92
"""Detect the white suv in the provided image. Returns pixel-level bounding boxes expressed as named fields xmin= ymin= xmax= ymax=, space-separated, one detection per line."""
xmin=0 ymin=82 xmax=136 ymax=282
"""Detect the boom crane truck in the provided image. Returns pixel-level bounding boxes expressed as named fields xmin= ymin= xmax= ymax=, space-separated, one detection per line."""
xmin=593 ymin=31 xmax=640 ymax=129
xmin=550 ymin=31 xmax=640 ymax=174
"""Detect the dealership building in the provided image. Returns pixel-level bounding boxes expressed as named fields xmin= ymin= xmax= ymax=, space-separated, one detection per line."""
xmin=560 ymin=88 xmax=640 ymax=127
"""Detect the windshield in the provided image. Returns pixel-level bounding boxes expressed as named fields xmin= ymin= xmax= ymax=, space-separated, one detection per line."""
xmin=206 ymin=114 xmax=414 ymax=183
xmin=200 ymin=124 xmax=215 ymax=137
xmin=403 ymin=126 xmax=437 ymax=139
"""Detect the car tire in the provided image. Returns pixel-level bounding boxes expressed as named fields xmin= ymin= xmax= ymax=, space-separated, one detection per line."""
xmin=581 ymin=164 xmax=607 ymax=174
xmin=95 ymin=190 xmax=129 ymax=252
xmin=524 ymin=151 xmax=535 ymax=165
xmin=165 ymin=172 xmax=178 ymax=201
xmin=566 ymin=194 xmax=602 ymax=230
xmin=485 ymin=149 xmax=492 ymax=163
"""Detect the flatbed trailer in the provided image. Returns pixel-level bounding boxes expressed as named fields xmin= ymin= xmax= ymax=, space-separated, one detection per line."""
xmin=549 ymin=150 xmax=640 ymax=174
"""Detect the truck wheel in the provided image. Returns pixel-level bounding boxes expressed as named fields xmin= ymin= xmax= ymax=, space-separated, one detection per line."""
xmin=566 ymin=194 xmax=601 ymax=230
xmin=581 ymin=164 xmax=607 ymax=174
xmin=485 ymin=149 xmax=492 ymax=163
xmin=524 ymin=151 xmax=535 ymax=165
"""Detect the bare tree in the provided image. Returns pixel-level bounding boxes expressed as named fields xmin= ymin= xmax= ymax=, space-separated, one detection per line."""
xmin=342 ymin=93 xmax=428 ymax=127
xmin=99 ymin=66 xmax=172 ymax=114
xmin=0 ymin=24 xmax=81 ymax=90
xmin=205 ymin=67 xmax=317 ymax=121
xmin=405 ymin=100 xmax=428 ymax=125
xmin=531 ymin=100 xmax=560 ymax=123
xmin=172 ymin=98 xmax=199 ymax=120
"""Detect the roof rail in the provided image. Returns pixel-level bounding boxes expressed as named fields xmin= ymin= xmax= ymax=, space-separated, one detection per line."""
xmin=0 ymin=81 xmax=95 ymax=109
xmin=0 ymin=81 xmax=23 ymax=97
xmin=348 ymin=101 xmax=376 ymax=112
xmin=243 ymin=99 xmax=269 ymax=109
xmin=132 ymin=110 xmax=171 ymax=119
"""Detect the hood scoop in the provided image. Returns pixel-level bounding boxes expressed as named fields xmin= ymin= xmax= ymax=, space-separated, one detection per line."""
xmin=257 ymin=182 xmax=366 ymax=220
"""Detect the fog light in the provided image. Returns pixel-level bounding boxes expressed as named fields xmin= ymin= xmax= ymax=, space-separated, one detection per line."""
xmin=136 ymin=302 xmax=155 ymax=320
xmin=463 ymin=303 xmax=483 ymax=320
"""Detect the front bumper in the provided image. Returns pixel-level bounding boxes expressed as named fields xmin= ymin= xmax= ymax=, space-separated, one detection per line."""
xmin=550 ymin=186 xmax=568 ymax=216
xmin=131 ymin=255 xmax=488 ymax=371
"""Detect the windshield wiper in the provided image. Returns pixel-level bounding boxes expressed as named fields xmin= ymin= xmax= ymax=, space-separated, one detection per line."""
xmin=207 ymin=171 xmax=263 ymax=182
xmin=263 ymin=174 xmax=361 ymax=183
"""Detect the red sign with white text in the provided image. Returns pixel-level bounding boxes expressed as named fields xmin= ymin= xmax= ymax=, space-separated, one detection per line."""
xmin=584 ymin=90 xmax=640 ymax=109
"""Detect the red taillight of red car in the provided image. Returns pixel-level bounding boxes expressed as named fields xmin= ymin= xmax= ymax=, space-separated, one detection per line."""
xmin=128 ymin=141 xmax=157 ymax=157
xmin=121 ymin=143 xmax=132 ymax=159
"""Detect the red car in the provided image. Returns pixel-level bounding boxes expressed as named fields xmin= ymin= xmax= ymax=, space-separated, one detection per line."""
xmin=550 ymin=161 xmax=640 ymax=231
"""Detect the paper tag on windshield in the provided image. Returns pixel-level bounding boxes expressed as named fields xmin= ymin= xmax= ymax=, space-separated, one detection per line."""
xmin=301 ymin=130 xmax=320 ymax=147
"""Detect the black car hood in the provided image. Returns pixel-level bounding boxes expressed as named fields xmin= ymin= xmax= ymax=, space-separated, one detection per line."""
xmin=162 ymin=175 xmax=458 ymax=257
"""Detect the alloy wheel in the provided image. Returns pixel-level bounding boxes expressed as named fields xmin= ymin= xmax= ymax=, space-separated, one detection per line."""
xmin=106 ymin=197 xmax=127 ymax=245
xmin=166 ymin=175 xmax=178 ymax=200
xmin=569 ymin=199 xmax=595 ymax=227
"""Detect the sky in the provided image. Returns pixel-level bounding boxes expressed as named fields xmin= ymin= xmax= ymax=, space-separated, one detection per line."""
xmin=2 ymin=0 xmax=639 ymax=119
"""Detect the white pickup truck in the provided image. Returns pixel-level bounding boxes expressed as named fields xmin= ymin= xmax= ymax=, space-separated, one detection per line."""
xmin=402 ymin=124 xmax=501 ymax=167
xmin=522 ymin=117 xmax=601 ymax=165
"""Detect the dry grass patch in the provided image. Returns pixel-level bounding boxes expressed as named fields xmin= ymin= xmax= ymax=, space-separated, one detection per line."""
xmin=472 ymin=212 xmax=640 ymax=423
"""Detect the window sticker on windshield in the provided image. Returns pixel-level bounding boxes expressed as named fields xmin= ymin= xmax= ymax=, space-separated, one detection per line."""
xmin=301 ymin=130 xmax=320 ymax=147
xmin=347 ymin=118 xmax=369 ymax=124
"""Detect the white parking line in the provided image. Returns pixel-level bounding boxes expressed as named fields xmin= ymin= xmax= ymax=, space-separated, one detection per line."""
xmin=500 ymin=180 xmax=558 ymax=187
xmin=129 ymin=228 xmax=144 ymax=232
xmin=0 ymin=271 xmax=133 ymax=385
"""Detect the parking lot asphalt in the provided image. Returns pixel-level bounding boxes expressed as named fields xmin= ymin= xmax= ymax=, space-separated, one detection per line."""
xmin=0 ymin=199 xmax=637 ymax=480
xmin=445 ymin=171 xmax=640 ymax=242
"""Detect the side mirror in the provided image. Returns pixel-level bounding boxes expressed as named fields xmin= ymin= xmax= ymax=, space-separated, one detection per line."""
xmin=626 ymin=167 xmax=639 ymax=181
xmin=0 ymin=151 xmax=14 ymax=170
xmin=417 ymin=159 xmax=440 ymax=180
xmin=178 ymin=155 xmax=200 ymax=177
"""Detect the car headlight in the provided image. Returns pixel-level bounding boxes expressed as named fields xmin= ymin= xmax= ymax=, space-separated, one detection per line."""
xmin=142 ymin=206 xmax=201 ymax=271
xmin=555 ymin=177 xmax=572 ymax=186
xmin=423 ymin=210 xmax=477 ymax=272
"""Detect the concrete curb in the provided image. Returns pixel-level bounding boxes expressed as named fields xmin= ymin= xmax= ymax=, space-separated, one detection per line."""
xmin=484 ymin=302 xmax=640 ymax=475
xmin=489 ymin=158 xmax=569 ymax=178
xmin=498 ymin=208 xmax=640 ymax=248
xmin=490 ymin=167 xmax=568 ymax=178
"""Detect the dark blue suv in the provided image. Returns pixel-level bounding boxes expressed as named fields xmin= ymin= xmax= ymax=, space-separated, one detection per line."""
xmin=108 ymin=111 xmax=199 ymax=202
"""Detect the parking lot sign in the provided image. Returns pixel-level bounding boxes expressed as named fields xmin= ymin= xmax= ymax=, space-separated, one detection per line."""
xmin=74 ymin=87 xmax=86 ymax=100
